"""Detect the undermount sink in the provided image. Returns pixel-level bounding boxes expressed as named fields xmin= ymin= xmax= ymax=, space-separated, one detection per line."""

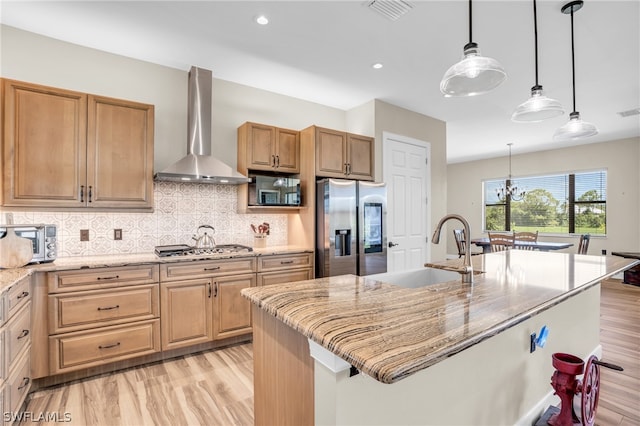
xmin=367 ymin=267 xmax=461 ymax=289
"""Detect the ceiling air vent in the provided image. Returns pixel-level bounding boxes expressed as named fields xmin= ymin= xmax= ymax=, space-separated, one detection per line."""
xmin=367 ymin=0 xmax=414 ymax=21
xmin=617 ymin=108 xmax=640 ymax=118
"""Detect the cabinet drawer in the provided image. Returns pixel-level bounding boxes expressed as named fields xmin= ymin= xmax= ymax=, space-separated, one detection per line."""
xmin=6 ymin=348 xmax=30 ymax=416
xmin=5 ymin=303 xmax=30 ymax=374
xmin=49 ymin=284 xmax=159 ymax=334
xmin=48 ymin=264 xmax=159 ymax=293
xmin=258 ymin=269 xmax=314 ymax=286
xmin=49 ymin=319 xmax=160 ymax=374
xmin=5 ymin=276 xmax=31 ymax=320
xmin=258 ymin=253 xmax=313 ymax=272
xmin=161 ymin=257 xmax=256 ymax=281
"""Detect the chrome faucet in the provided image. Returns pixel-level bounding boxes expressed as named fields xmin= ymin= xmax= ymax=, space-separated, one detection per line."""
xmin=430 ymin=214 xmax=474 ymax=284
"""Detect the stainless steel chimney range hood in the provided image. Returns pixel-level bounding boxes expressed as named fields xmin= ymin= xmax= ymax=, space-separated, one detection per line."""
xmin=154 ymin=66 xmax=250 ymax=184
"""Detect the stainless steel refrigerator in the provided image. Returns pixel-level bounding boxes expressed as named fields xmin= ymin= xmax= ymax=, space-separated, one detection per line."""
xmin=316 ymin=178 xmax=387 ymax=277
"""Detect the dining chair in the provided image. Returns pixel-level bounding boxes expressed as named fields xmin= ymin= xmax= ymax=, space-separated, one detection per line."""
xmin=453 ymin=229 xmax=482 ymax=258
xmin=514 ymin=231 xmax=538 ymax=250
xmin=577 ymin=234 xmax=590 ymax=254
xmin=488 ymin=232 xmax=515 ymax=252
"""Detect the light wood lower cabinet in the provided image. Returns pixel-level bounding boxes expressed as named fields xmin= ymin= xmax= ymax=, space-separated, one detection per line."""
xmin=212 ymin=273 xmax=256 ymax=340
xmin=49 ymin=320 xmax=159 ymax=374
xmin=46 ymin=265 xmax=161 ymax=375
xmin=32 ymin=253 xmax=312 ymax=382
xmin=257 ymin=252 xmax=314 ymax=286
xmin=49 ymin=284 xmax=159 ymax=334
xmin=1 ymin=275 xmax=31 ymax=422
xmin=159 ymin=259 xmax=257 ymax=347
xmin=160 ymin=278 xmax=213 ymax=350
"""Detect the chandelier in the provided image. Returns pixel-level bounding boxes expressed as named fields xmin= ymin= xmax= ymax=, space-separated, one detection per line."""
xmin=496 ymin=143 xmax=526 ymax=201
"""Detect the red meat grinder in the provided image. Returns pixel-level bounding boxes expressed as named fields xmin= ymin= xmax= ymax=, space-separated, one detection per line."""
xmin=546 ymin=352 xmax=623 ymax=426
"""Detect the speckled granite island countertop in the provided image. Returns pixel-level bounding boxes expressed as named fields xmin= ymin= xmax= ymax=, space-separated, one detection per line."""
xmin=242 ymin=250 xmax=638 ymax=384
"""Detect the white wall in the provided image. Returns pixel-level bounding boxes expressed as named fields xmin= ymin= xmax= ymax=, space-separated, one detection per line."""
xmin=1 ymin=25 xmax=451 ymax=259
xmin=447 ymin=138 xmax=640 ymax=256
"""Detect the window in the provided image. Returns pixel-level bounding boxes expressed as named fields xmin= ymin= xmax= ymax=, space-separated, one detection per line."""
xmin=484 ymin=170 xmax=606 ymax=235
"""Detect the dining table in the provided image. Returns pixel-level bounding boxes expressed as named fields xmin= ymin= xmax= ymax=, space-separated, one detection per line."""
xmin=470 ymin=237 xmax=574 ymax=254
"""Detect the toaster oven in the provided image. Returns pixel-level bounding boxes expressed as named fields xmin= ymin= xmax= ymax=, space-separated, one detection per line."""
xmin=0 ymin=224 xmax=57 ymax=264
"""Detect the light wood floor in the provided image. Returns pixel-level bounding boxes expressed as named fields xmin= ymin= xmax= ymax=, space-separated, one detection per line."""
xmin=21 ymin=279 xmax=639 ymax=426
xmin=21 ymin=344 xmax=254 ymax=426
xmin=596 ymin=279 xmax=640 ymax=426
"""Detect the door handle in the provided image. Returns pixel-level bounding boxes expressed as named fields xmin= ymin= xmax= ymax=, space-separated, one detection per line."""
xmin=388 ymin=241 xmax=399 ymax=248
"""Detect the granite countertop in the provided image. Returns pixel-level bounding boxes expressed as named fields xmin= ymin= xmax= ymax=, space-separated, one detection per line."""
xmin=242 ymin=250 xmax=639 ymax=384
xmin=0 ymin=245 xmax=313 ymax=292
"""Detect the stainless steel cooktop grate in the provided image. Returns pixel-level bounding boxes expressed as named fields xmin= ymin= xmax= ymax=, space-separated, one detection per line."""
xmin=155 ymin=244 xmax=253 ymax=257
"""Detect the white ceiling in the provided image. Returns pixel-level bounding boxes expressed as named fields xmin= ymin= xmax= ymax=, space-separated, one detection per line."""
xmin=1 ymin=0 xmax=638 ymax=163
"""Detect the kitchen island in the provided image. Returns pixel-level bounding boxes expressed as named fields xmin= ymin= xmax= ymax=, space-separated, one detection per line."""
xmin=242 ymin=251 xmax=638 ymax=425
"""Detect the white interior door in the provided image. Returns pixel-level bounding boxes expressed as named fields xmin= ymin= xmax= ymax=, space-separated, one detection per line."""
xmin=383 ymin=132 xmax=430 ymax=272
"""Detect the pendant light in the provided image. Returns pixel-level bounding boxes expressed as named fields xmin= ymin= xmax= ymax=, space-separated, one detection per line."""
xmin=554 ymin=0 xmax=598 ymax=140
xmin=512 ymin=0 xmax=564 ymax=122
xmin=440 ymin=0 xmax=507 ymax=97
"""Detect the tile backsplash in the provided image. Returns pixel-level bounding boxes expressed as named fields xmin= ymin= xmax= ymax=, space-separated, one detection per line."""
xmin=2 ymin=182 xmax=288 ymax=257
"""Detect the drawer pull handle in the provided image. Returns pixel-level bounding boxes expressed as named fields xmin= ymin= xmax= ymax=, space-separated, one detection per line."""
xmin=208 ymin=282 xmax=212 ymax=298
xmin=17 ymin=329 xmax=29 ymax=339
xmin=214 ymin=282 xmax=218 ymax=298
xmin=99 ymin=342 xmax=121 ymax=349
xmin=97 ymin=275 xmax=120 ymax=280
xmin=280 ymin=260 xmax=294 ymax=264
xmin=16 ymin=291 xmax=30 ymax=300
xmin=18 ymin=377 xmax=30 ymax=391
xmin=97 ymin=305 xmax=120 ymax=311
xmin=204 ymin=267 xmax=221 ymax=271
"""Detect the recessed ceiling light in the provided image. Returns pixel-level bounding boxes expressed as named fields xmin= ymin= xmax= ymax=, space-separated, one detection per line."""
xmin=372 ymin=63 xmax=383 ymax=69
xmin=617 ymin=107 xmax=640 ymax=118
xmin=255 ymin=15 xmax=269 ymax=25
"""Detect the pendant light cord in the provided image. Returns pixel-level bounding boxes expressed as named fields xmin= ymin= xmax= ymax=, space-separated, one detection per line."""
xmin=468 ymin=0 xmax=473 ymax=44
xmin=533 ymin=0 xmax=540 ymax=87
xmin=570 ymin=6 xmax=577 ymax=113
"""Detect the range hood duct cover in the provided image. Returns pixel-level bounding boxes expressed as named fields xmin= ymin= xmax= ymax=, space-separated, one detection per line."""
xmin=154 ymin=66 xmax=250 ymax=184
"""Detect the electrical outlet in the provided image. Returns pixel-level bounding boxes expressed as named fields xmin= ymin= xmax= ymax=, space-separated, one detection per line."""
xmin=114 ymin=229 xmax=122 ymax=240
xmin=80 ymin=229 xmax=89 ymax=241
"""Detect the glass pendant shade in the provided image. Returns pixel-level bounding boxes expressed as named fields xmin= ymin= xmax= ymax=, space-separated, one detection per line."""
xmin=440 ymin=43 xmax=507 ymax=97
xmin=553 ymin=111 xmax=598 ymax=141
xmin=512 ymin=87 xmax=564 ymax=122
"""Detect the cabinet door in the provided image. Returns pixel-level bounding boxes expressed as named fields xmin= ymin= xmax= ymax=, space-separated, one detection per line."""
xmin=213 ymin=273 xmax=255 ymax=340
xmin=315 ymin=127 xmax=347 ymax=178
xmin=346 ymin=133 xmax=374 ymax=181
xmin=2 ymin=79 xmax=87 ymax=207
xmin=246 ymin=123 xmax=276 ymax=171
xmin=161 ymin=279 xmax=213 ymax=350
xmin=87 ymin=95 xmax=154 ymax=209
xmin=274 ymin=128 xmax=300 ymax=173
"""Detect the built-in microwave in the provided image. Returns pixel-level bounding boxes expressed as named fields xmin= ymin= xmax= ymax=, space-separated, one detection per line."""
xmin=0 ymin=224 xmax=57 ymax=264
xmin=248 ymin=174 xmax=301 ymax=206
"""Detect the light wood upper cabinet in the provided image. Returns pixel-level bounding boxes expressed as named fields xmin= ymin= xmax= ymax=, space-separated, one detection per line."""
xmin=238 ymin=122 xmax=300 ymax=173
xmin=87 ymin=95 xmax=154 ymax=209
xmin=314 ymin=126 xmax=374 ymax=181
xmin=1 ymin=79 xmax=154 ymax=210
xmin=2 ymin=79 xmax=87 ymax=208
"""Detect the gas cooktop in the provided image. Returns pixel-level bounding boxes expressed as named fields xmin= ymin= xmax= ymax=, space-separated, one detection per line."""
xmin=154 ymin=244 xmax=253 ymax=257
